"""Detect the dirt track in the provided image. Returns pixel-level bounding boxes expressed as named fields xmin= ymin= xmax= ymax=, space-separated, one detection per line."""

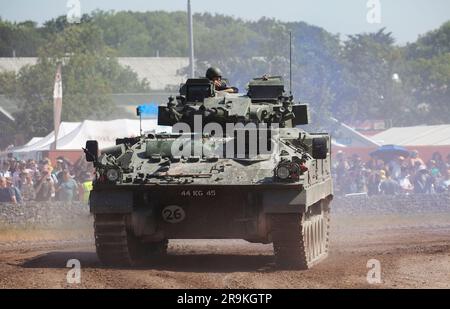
xmin=1 ymin=213 xmax=450 ymax=289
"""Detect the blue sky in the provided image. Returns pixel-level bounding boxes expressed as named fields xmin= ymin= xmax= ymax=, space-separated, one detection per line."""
xmin=1 ymin=0 xmax=449 ymax=44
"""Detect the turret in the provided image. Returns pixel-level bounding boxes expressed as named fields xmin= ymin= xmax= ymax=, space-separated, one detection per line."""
xmin=158 ymin=76 xmax=310 ymax=132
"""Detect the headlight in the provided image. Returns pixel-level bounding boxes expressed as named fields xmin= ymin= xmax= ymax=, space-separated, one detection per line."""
xmin=276 ymin=165 xmax=290 ymax=180
xmin=275 ymin=161 xmax=302 ymax=181
xmin=106 ymin=169 xmax=119 ymax=182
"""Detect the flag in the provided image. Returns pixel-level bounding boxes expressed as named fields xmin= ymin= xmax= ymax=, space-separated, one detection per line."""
xmin=137 ymin=103 xmax=159 ymax=117
xmin=52 ymin=63 xmax=63 ymax=150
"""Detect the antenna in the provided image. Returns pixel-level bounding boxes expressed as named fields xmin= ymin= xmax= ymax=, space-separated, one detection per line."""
xmin=289 ymin=31 xmax=293 ymax=96
xmin=187 ymin=0 xmax=195 ymax=78
xmin=140 ymin=112 xmax=142 ymax=136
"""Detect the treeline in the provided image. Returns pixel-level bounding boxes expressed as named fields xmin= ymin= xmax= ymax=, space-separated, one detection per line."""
xmin=0 ymin=11 xmax=449 ymax=144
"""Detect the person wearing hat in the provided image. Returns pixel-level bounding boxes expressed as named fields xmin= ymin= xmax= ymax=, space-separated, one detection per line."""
xmin=413 ymin=165 xmax=433 ymax=194
xmin=205 ymin=67 xmax=238 ymax=93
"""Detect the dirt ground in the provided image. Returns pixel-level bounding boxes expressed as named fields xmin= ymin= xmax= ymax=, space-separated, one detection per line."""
xmin=1 ymin=213 xmax=450 ymax=289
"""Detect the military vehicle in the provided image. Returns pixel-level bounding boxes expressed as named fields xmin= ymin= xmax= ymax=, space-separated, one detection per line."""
xmin=85 ymin=76 xmax=333 ymax=269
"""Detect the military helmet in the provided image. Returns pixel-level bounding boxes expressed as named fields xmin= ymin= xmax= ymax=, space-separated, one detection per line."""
xmin=206 ymin=67 xmax=222 ymax=80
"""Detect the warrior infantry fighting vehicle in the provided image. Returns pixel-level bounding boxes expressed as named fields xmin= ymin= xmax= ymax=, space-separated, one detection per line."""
xmin=85 ymin=76 xmax=333 ymax=269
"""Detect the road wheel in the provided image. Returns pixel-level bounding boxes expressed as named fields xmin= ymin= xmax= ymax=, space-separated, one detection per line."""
xmin=94 ymin=214 xmax=167 ymax=267
xmin=270 ymin=204 xmax=330 ymax=269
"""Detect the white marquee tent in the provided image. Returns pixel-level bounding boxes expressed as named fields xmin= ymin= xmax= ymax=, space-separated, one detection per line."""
xmin=372 ymin=125 xmax=450 ymax=146
xmin=10 ymin=119 xmax=171 ymax=158
xmin=12 ymin=122 xmax=81 ymax=154
xmin=24 ymin=137 xmax=44 ymax=146
xmin=52 ymin=119 xmax=171 ymax=151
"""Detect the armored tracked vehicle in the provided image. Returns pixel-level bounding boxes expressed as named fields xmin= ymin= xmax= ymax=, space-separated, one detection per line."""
xmin=85 ymin=76 xmax=333 ymax=269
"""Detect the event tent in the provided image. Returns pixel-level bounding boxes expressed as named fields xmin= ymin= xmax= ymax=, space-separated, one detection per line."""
xmin=370 ymin=125 xmax=450 ymax=161
xmin=372 ymin=125 xmax=450 ymax=146
xmin=12 ymin=122 xmax=81 ymax=154
xmin=52 ymin=119 xmax=171 ymax=151
xmin=24 ymin=137 xmax=44 ymax=146
xmin=12 ymin=119 xmax=171 ymax=155
xmin=331 ymin=122 xmax=380 ymax=148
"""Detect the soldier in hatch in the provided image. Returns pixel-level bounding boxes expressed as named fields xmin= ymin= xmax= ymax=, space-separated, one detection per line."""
xmin=205 ymin=67 xmax=239 ymax=93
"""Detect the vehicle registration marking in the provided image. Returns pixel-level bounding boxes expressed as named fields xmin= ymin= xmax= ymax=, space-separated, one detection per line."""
xmin=180 ymin=190 xmax=216 ymax=197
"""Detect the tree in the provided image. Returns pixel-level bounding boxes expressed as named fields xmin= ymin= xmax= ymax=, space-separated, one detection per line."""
xmin=401 ymin=21 xmax=450 ymax=125
xmin=0 ymin=19 xmax=46 ymax=57
xmin=406 ymin=21 xmax=450 ymax=60
xmin=402 ymin=53 xmax=450 ymax=125
xmin=0 ymin=11 xmax=449 ymax=129
xmin=0 ymin=71 xmax=16 ymax=94
xmin=337 ymin=29 xmax=414 ymax=125
xmin=8 ymin=23 xmax=149 ymax=139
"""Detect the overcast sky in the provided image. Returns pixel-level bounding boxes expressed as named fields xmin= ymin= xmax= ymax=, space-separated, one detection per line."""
xmin=1 ymin=0 xmax=450 ymax=44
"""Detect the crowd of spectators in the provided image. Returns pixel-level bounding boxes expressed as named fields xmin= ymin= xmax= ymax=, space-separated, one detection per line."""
xmin=2 ymin=150 xmax=450 ymax=203
xmin=0 ymin=156 xmax=93 ymax=204
xmin=332 ymin=151 xmax=450 ymax=196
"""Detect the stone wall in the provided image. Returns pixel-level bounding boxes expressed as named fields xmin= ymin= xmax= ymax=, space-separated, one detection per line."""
xmin=0 ymin=202 xmax=90 ymax=228
xmin=332 ymin=193 xmax=450 ymax=215
xmin=1 ymin=193 xmax=450 ymax=228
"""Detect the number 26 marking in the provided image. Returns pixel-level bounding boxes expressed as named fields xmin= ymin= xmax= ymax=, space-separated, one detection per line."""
xmin=162 ymin=206 xmax=186 ymax=223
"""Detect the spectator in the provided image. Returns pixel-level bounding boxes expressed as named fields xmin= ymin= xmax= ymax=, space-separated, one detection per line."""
xmin=0 ymin=162 xmax=11 ymax=178
xmin=410 ymin=150 xmax=425 ymax=169
xmin=39 ymin=159 xmax=58 ymax=185
xmin=379 ymin=169 xmax=387 ymax=181
xmin=34 ymin=168 xmax=55 ymax=202
xmin=53 ymin=158 xmax=65 ymax=184
xmin=398 ymin=168 xmax=414 ymax=194
xmin=12 ymin=161 xmax=26 ymax=188
xmin=0 ymin=176 xmax=17 ymax=204
xmin=388 ymin=156 xmax=404 ymax=181
xmin=26 ymin=159 xmax=39 ymax=179
xmin=367 ymin=169 xmax=381 ymax=196
xmin=6 ymin=177 xmax=22 ymax=203
xmin=19 ymin=171 xmax=36 ymax=201
xmin=9 ymin=160 xmax=18 ymax=176
xmin=332 ymin=152 xmax=450 ymax=196
xmin=333 ymin=151 xmax=349 ymax=183
xmin=442 ymin=171 xmax=450 ymax=191
xmin=428 ymin=160 xmax=441 ymax=179
xmin=56 ymin=170 xmax=78 ymax=202
xmin=430 ymin=152 xmax=446 ymax=175
xmin=348 ymin=156 xmax=366 ymax=193
xmin=413 ymin=166 xmax=434 ymax=194
xmin=380 ymin=171 xmax=401 ymax=195
xmin=80 ymin=172 xmax=93 ymax=204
